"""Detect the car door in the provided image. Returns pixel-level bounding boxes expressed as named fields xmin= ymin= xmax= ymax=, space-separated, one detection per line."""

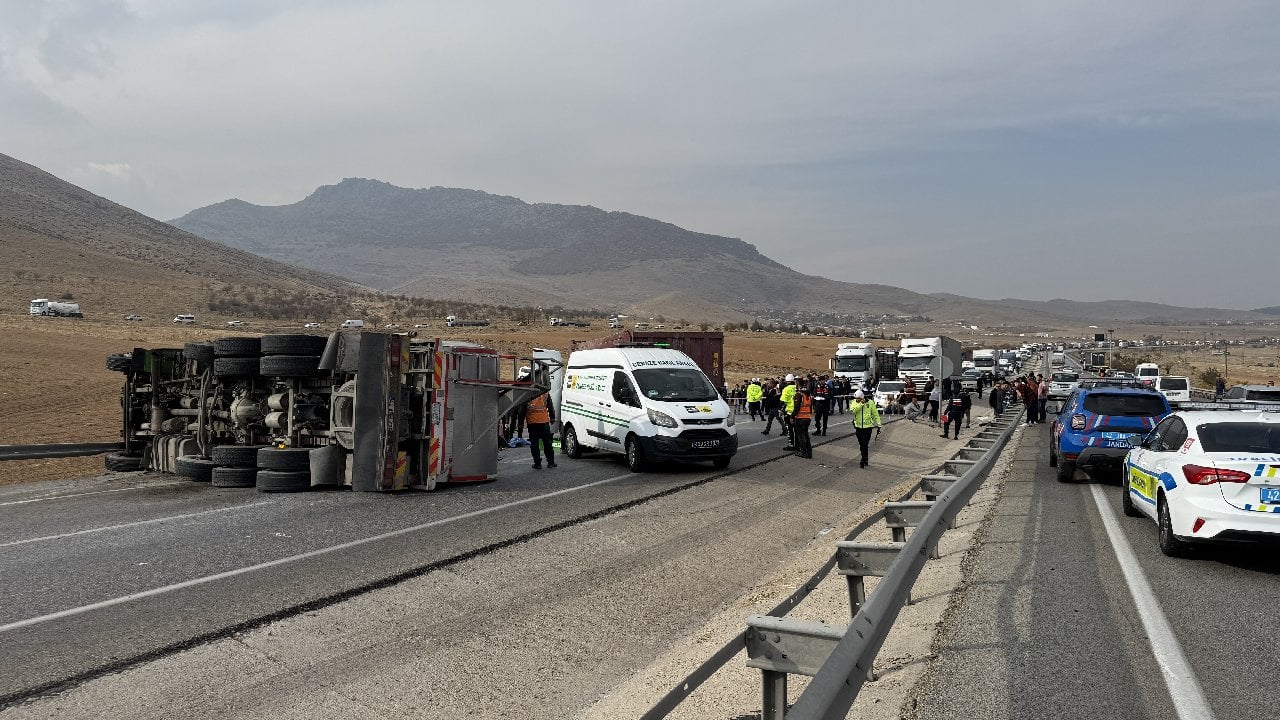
xmin=1127 ymin=416 xmax=1182 ymax=519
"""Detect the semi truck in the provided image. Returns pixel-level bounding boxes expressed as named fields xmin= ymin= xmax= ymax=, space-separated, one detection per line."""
xmin=104 ymin=332 xmax=555 ymax=492
xmin=897 ymin=336 xmax=962 ymax=386
xmin=445 ymin=315 xmax=490 ymax=327
xmin=549 ymin=317 xmax=591 ymax=327
xmin=972 ymin=348 xmax=997 ymax=377
xmin=570 ymin=329 xmax=725 ymax=390
xmin=29 ymin=298 xmax=83 ymax=317
xmin=1086 ymin=351 xmax=1109 ymax=373
xmin=830 ymin=342 xmax=877 ymax=386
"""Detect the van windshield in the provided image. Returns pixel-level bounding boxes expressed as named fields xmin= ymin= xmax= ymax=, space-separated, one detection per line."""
xmin=633 ymin=368 xmax=718 ymax=402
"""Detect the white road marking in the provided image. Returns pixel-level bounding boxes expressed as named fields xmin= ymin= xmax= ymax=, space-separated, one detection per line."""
xmin=0 ymin=470 xmax=646 ymax=634
xmin=0 ymin=502 xmax=272 ymax=549
xmin=1088 ymin=483 xmax=1217 ymax=720
xmin=0 ymin=481 xmax=187 ymax=507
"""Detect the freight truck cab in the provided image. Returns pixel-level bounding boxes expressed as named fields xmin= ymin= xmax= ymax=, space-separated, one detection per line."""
xmin=560 ymin=347 xmax=737 ymax=472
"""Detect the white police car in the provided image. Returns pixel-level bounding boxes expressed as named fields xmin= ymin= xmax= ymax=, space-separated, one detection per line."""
xmin=1123 ymin=410 xmax=1280 ymax=556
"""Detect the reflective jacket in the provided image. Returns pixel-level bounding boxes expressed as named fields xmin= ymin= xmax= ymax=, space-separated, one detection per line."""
xmin=850 ymin=399 xmax=882 ymax=429
xmin=780 ymin=383 xmax=797 ymax=414
xmin=794 ymin=392 xmax=813 ymax=420
xmin=525 ymin=393 xmax=552 ymax=424
xmin=746 ymin=382 xmax=763 ymax=403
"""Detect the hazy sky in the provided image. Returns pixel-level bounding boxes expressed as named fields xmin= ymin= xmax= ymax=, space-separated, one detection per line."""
xmin=4 ymin=1 xmax=1279 ymax=310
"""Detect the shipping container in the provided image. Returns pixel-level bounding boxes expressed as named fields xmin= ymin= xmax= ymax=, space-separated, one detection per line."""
xmin=570 ymin=330 xmax=725 ymax=389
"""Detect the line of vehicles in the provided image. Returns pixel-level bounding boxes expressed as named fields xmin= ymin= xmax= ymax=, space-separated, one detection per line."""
xmin=1046 ymin=360 xmax=1280 ymax=557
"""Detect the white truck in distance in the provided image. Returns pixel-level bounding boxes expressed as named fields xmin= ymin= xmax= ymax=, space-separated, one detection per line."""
xmin=897 ymin=336 xmax=962 ymax=387
xmin=830 ymin=342 xmax=877 ymax=386
xmin=972 ymin=348 xmax=996 ymax=376
xmin=29 ymin=298 xmax=83 ymax=317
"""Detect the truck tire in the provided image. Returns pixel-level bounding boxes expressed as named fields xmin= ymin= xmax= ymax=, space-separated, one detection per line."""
xmin=257 ymin=469 xmax=311 ymax=493
xmin=259 ymin=354 xmax=321 ymax=377
xmin=106 ymin=354 xmax=132 ymax=373
xmin=183 ymin=342 xmax=215 ymax=365
xmin=211 ymin=444 xmax=267 ymax=468
xmin=211 ymin=466 xmax=258 ymax=488
xmin=257 ymin=447 xmax=312 ymax=471
xmin=260 ymin=334 xmax=327 ymax=356
xmin=104 ymin=452 xmax=143 ymax=472
xmin=213 ymin=357 xmax=259 ymax=377
xmin=175 ymin=455 xmax=216 ymax=482
xmin=213 ymin=336 xmax=261 ymax=357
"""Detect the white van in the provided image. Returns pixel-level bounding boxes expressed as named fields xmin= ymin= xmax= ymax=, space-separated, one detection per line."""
xmin=1154 ymin=375 xmax=1190 ymax=407
xmin=340 ymin=319 xmax=365 ymax=329
xmin=173 ymin=314 xmax=196 ymax=324
xmin=1135 ymin=362 xmax=1160 ymax=386
xmin=560 ymin=347 xmax=737 ymax=471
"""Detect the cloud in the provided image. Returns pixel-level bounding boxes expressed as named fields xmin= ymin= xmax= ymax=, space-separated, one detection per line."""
xmin=87 ymin=161 xmax=132 ymax=181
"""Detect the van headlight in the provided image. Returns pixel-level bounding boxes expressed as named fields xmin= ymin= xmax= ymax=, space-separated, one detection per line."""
xmin=647 ymin=409 xmax=678 ymax=428
xmin=724 ymin=412 xmax=735 ymax=427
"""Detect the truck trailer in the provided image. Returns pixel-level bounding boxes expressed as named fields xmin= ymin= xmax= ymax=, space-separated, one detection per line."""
xmin=29 ymin=298 xmax=83 ymax=317
xmin=570 ymin=330 xmax=725 ymax=391
xmin=104 ymin=332 xmax=555 ymax=492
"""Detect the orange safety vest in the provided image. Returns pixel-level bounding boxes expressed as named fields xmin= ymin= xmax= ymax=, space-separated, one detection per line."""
xmin=525 ymin=394 xmax=551 ymax=424
xmin=794 ymin=393 xmax=813 ymax=420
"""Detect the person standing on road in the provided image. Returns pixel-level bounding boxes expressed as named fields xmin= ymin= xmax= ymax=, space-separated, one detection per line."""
xmin=812 ymin=374 xmax=832 ymax=436
xmin=1036 ymin=373 xmax=1049 ymax=423
xmin=927 ymin=380 xmax=941 ymax=424
xmin=849 ymin=390 xmax=882 ymax=468
xmin=746 ymin=378 xmax=763 ymax=422
xmin=761 ymin=379 xmax=781 ymax=435
xmin=524 ymin=390 xmax=556 ymax=469
xmin=791 ymin=383 xmax=814 ymax=458
xmin=780 ymin=374 xmax=798 ymax=450
xmin=1215 ymin=376 xmax=1226 ymax=400
xmin=941 ymin=389 xmax=965 ymax=439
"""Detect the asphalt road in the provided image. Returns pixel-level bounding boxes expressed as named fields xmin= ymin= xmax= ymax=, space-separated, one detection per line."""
xmin=0 ymin=411 xmax=932 ymax=716
xmin=910 ymin=421 xmax=1280 ymax=720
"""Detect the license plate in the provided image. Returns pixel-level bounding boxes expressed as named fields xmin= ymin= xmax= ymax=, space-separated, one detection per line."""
xmin=1261 ymin=487 xmax=1280 ymax=504
xmin=691 ymin=440 xmax=719 ymax=449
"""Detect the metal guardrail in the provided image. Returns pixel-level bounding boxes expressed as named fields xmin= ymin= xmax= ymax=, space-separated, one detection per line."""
xmin=641 ymin=403 xmax=1023 ymax=719
xmin=0 ymin=442 xmax=123 ymax=461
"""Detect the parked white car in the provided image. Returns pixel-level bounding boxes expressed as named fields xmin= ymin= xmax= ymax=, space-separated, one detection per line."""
xmin=304 ymin=322 xmax=322 ymax=328
xmin=1123 ymin=410 xmax=1280 ymax=556
xmin=173 ymin=314 xmax=196 ymax=324
xmin=124 ymin=314 xmax=143 ymax=321
xmin=1154 ymin=376 xmax=1190 ymax=407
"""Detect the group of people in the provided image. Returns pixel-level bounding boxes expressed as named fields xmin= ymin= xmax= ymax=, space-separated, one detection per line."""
xmin=987 ymin=373 xmax=1050 ymax=424
xmin=739 ymin=375 xmax=883 ymax=467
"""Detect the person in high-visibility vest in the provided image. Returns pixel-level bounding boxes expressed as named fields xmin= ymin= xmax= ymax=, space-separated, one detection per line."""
xmin=746 ymin=379 xmax=764 ymax=422
xmin=779 ymin=374 xmax=798 ymax=450
xmin=791 ymin=384 xmax=814 ymax=459
xmin=524 ymin=391 xmax=556 ymax=469
xmin=849 ymin=390 xmax=883 ymax=468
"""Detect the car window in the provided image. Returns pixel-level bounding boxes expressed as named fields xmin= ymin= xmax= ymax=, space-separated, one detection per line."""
xmin=1145 ymin=416 xmax=1174 ymax=450
xmin=1051 ymin=372 xmax=1078 ymax=383
xmin=612 ymin=371 xmax=640 ymax=407
xmin=1082 ymin=393 xmax=1167 ymax=416
xmin=1244 ymin=388 xmax=1280 ymax=401
xmin=1158 ymin=418 xmax=1188 ymax=452
xmin=1159 ymin=378 xmax=1188 ymax=391
xmin=1198 ymin=422 xmax=1280 ymax=453
xmin=1225 ymin=387 xmax=1244 ymax=399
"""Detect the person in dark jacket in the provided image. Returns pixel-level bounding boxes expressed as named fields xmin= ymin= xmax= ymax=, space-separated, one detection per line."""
xmin=761 ymin=379 xmax=782 ymax=435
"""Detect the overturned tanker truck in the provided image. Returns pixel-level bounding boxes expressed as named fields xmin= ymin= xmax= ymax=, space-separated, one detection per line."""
xmin=104 ymin=332 xmax=557 ymax=492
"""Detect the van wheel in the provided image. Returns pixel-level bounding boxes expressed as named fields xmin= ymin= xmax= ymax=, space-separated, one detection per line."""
xmin=712 ymin=456 xmax=731 ymax=470
xmin=562 ymin=425 xmax=582 ymax=459
xmin=625 ymin=436 xmax=646 ymax=472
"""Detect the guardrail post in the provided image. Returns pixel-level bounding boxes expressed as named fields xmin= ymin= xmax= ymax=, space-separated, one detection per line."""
xmin=884 ymin=501 xmax=938 ymax=559
xmin=746 ymin=616 xmax=846 ymax=715
xmin=835 ymin=541 xmax=904 ymax=676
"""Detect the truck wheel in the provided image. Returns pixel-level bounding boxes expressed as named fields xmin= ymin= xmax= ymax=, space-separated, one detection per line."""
xmin=211 ymin=445 xmax=267 ymax=468
xmin=106 ymin=354 xmax=133 ymax=373
xmin=1157 ymin=495 xmax=1192 ymax=557
xmin=257 ymin=469 xmax=311 ymax=493
xmin=625 ymin=436 xmax=646 ymax=473
xmin=175 ymin=455 xmax=216 ymax=482
xmin=1121 ymin=472 xmax=1143 ymax=517
xmin=104 ymin=452 xmax=143 ymax=472
xmin=213 ymin=357 xmax=259 ymax=377
xmin=1056 ymin=459 xmax=1076 ymax=483
xmin=259 ymin=354 xmax=321 ymax=377
xmin=213 ymin=336 xmax=261 ymax=357
xmin=712 ymin=456 xmax=731 ymax=470
xmin=183 ymin=342 xmax=215 ymax=366
xmin=211 ymin=466 xmax=257 ymax=488
xmin=562 ymin=425 xmax=582 ymax=459
xmin=260 ymin=334 xmax=328 ymax=356
xmin=257 ymin=447 xmax=312 ymax=471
